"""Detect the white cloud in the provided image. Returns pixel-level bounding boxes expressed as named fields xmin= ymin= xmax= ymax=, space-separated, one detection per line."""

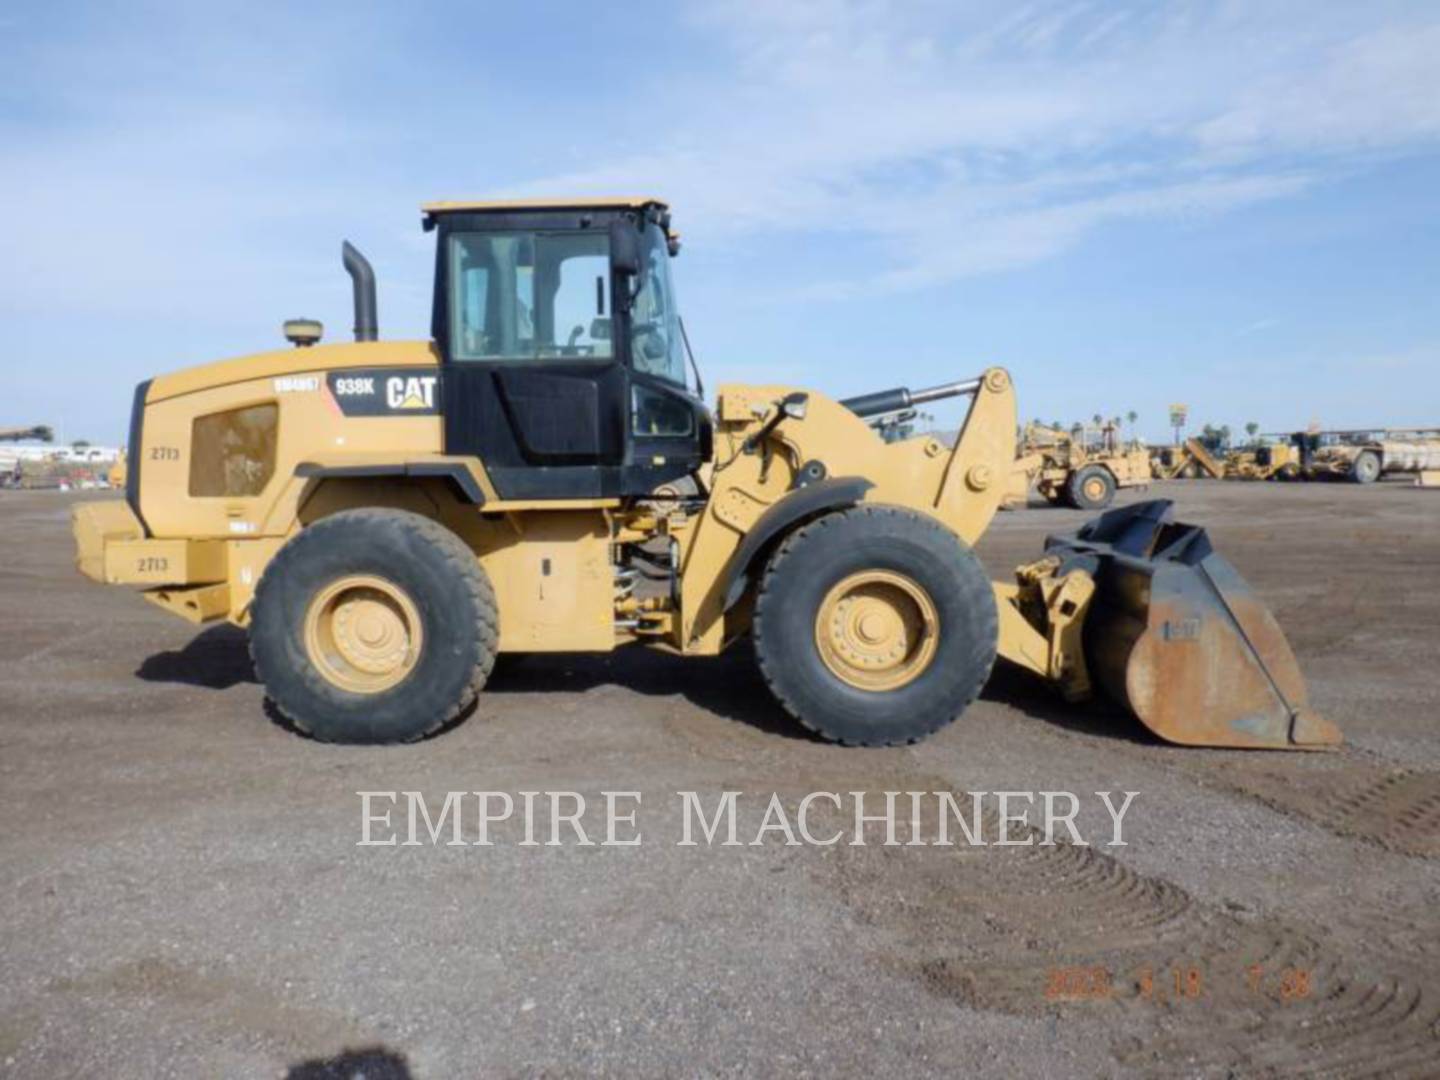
xmin=2 ymin=0 xmax=1438 ymax=400
xmin=1195 ymin=23 xmax=1440 ymax=156
xmin=515 ymin=1 xmax=1440 ymax=294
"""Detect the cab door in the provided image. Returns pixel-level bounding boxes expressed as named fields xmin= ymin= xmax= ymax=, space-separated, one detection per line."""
xmin=434 ymin=211 xmax=709 ymax=500
xmin=439 ymin=224 xmax=627 ymax=499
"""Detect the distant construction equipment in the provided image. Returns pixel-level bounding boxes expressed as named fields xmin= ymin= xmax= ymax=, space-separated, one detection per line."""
xmin=1009 ymin=421 xmax=1151 ymax=510
xmin=1150 ymin=438 xmax=1225 ymax=480
xmin=1224 ymin=440 xmax=1301 ymax=481
xmin=0 ymin=425 xmax=54 ymax=443
xmin=1290 ymin=429 xmax=1440 ymax=483
xmin=1149 ymin=427 xmax=1438 ymax=486
xmin=1 ymin=425 xmax=121 ymax=490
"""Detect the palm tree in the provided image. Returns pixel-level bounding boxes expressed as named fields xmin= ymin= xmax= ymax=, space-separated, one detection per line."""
xmin=1127 ymin=410 xmax=1138 ymax=427
xmin=1245 ymin=421 xmax=1259 ymax=444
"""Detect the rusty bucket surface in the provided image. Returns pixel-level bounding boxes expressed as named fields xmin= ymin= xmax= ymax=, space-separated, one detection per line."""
xmin=1046 ymin=501 xmax=1342 ymax=750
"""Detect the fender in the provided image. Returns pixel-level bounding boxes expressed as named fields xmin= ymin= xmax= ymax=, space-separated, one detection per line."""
xmin=720 ymin=476 xmax=873 ymax=611
xmin=294 ymin=460 xmax=486 ymax=505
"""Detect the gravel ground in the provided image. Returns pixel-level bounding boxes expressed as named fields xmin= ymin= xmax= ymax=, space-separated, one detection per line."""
xmin=1 ymin=480 xmax=1437 ymax=1077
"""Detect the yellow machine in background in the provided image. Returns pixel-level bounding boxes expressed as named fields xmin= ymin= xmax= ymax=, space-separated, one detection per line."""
xmin=1224 ymin=440 xmax=1300 ymax=481
xmin=107 ymin=449 xmax=128 ymax=489
xmin=72 ymin=198 xmax=1336 ymax=751
xmin=1151 ymin=437 xmax=1226 ymax=480
xmin=1008 ymin=421 xmax=1151 ymax=510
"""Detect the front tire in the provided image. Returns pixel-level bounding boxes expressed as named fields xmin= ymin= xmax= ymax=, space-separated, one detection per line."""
xmin=752 ymin=506 xmax=998 ymax=746
xmin=250 ymin=509 xmax=497 ymax=743
xmin=1068 ymin=465 xmax=1116 ymax=510
xmin=1351 ymin=450 xmax=1381 ymax=484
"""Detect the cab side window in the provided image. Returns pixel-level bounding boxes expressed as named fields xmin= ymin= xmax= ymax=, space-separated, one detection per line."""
xmin=632 ymin=385 xmax=694 ymax=438
xmin=450 ymin=232 xmax=612 ymax=361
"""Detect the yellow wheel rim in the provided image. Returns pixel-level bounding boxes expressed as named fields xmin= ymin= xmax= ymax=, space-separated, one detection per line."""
xmin=814 ymin=570 xmax=939 ymax=692
xmin=303 ymin=574 xmax=424 ymax=694
xmin=1083 ymin=475 xmax=1107 ymax=502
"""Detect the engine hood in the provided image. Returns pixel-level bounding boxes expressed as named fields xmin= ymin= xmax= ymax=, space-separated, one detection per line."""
xmin=145 ymin=340 xmax=439 ymax=404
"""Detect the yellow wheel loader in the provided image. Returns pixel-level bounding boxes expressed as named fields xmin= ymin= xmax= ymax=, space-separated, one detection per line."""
xmin=1007 ymin=421 xmax=1151 ymax=511
xmin=72 ymin=198 xmax=1338 ymax=750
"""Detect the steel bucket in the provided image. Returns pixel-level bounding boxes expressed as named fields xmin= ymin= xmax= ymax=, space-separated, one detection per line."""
xmin=1046 ymin=501 xmax=1341 ymax=749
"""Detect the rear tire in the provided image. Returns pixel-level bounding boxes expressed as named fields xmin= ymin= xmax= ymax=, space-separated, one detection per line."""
xmin=752 ymin=505 xmax=998 ymax=746
xmin=250 ymin=509 xmax=497 ymax=743
xmin=1068 ymin=465 xmax=1116 ymax=510
xmin=1351 ymin=450 xmax=1381 ymax=484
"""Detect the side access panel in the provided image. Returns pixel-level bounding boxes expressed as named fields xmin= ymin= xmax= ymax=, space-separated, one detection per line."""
xmin=469 ymin=511 xmax=617 ymax=652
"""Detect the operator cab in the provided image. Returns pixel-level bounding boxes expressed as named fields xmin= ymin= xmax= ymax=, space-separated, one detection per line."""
xmin=425 ymin=198 xmax=711 ymax=499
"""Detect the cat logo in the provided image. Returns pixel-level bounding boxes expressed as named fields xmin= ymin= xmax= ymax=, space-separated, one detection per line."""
xmin=326 ymin=369 xmax=441 ymax=416
xmin=387 ymin=375 xmax=438 ymax=410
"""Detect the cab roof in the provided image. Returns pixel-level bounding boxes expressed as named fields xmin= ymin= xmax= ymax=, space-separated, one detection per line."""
xmin=421 ymin=196 xmax=667 ymax=214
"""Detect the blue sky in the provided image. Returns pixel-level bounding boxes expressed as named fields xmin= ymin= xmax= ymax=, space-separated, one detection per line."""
xmin=3 ymin=0 xmax=1439 ymax=443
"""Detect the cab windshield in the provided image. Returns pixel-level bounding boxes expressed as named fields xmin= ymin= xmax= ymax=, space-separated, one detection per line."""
xmin=449 ymin=231 xmax=613 ymax=361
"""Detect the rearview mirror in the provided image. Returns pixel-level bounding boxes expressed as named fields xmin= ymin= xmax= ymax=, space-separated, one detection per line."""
xmin=609 ymin=219 xmax=641 ymax=276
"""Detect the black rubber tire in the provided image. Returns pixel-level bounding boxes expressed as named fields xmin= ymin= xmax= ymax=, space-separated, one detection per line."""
xmin=1068 ymin=465 xmax=1116 ymax=511
xmin=1350 ymin=450 xmax=1381 ymax=485
xmin=250 ymin=508 xmax=497 ymax=743
xmin=752 ymin=505 xmax=998 ymax=746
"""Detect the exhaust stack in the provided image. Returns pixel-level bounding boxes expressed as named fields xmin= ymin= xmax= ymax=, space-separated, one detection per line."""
xmin=342 ymin=241 xmax=378 ymax=342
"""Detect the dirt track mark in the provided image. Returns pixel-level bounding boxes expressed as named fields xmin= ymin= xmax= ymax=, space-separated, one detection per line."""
xmin=1214 ymin=762 xmax=1440 ymax=860
xmin=827 ymin=804 xmax=1440 ymax=1077
xmin=1011 ymin=698 xmax=1440 ymax=862
xmin=1329 ymin=769 xmax=1440 ymax=857
xmin=1121 ymin=917 xmax=1440 ymax=1079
